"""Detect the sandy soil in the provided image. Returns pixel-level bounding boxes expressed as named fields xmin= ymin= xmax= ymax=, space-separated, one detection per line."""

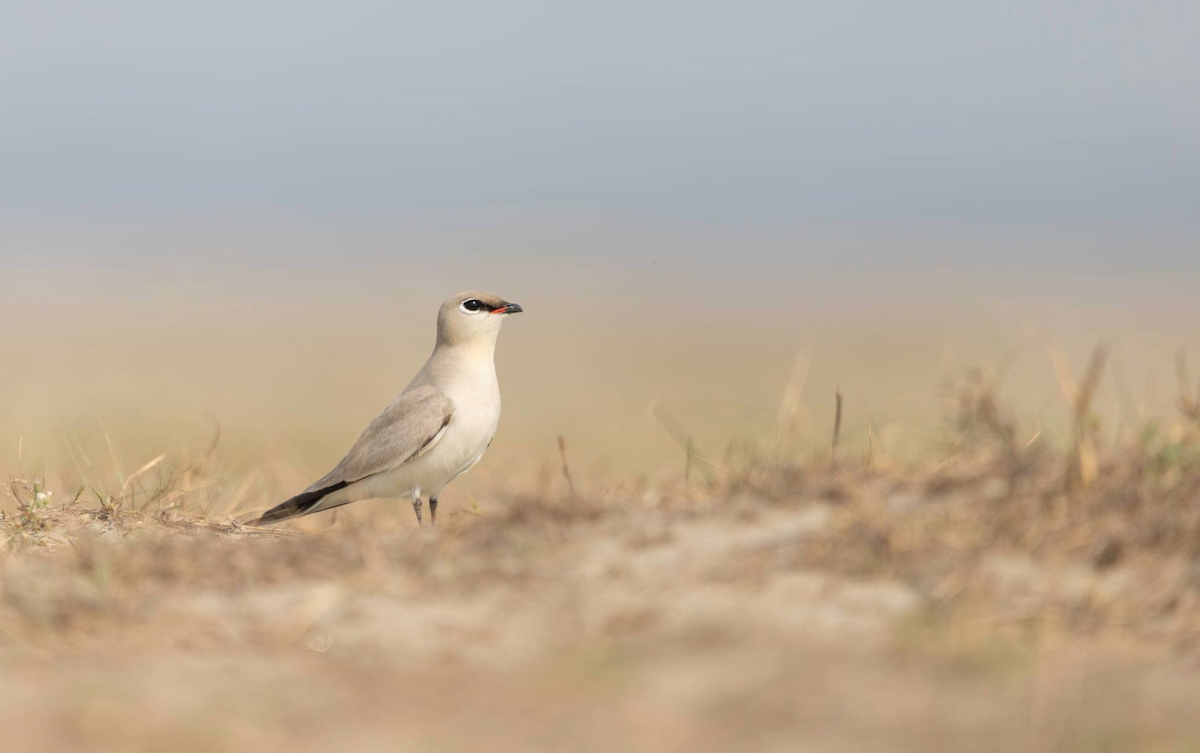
xmin=3 ymin=467 xmax=1200 ymax=752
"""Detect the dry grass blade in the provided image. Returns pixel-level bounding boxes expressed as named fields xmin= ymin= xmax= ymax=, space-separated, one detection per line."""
xmin=556 ymin=435 xmax=577 ymax=497
xmin=651 ymin=399 xmax=727 ymax=479
xmin=776 ymin=345 xmax=812 ymax=449
xmin=687 ymin=453 xmax=732 ymax=475
xmin=220 ymin=469 xmax=261 ymax=518
xmin=101 ymin=427 xmax=127 ymax=489
xmin=832 ymin=389 xmax=844 ymax=461
xmin=1053 ymin=343 xmax=1109 ymax=491
xmin=1074 ymin=344 xmax=1108 ymax=421
xmin=122 ymin=453 xmax=167 ymax=492
xmin=8 ymin=478 xmax=25 ymax=507
xmin=648 ymin=398 xmax=688 ymax=449
xmin=1177 ymin=350 xmax=1200 ymax=422
xmin=1048 ymin=342 xmax=1079 ymax=405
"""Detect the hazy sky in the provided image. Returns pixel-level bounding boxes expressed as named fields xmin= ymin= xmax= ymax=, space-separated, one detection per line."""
xmin=3 ymin=1 xmax=1198 ymax=268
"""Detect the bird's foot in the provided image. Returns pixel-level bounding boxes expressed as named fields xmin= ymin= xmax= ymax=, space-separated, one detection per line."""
xmin=429 ymin=497 xmax=438 ymax=525
xmin=412 ymin=498 xmax=423 ymax=525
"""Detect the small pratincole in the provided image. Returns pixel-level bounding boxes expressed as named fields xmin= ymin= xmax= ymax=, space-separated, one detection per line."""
xmin=253 ymin=291 xmax=523 ymax=526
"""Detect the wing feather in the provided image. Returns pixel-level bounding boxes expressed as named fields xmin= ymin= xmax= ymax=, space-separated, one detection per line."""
xmin=252 ymin=386 xmax=453 ymax=524
xmin=306 ymin=385 xmax=454 ymax=492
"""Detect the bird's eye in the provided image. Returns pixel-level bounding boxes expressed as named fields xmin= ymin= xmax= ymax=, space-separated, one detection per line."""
xmin=460 ymin=298 xmax=484 ymax=312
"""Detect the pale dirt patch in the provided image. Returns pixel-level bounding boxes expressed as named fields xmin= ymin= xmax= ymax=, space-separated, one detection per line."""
xmin=3 ymin=476 xmax=1200 ymax=752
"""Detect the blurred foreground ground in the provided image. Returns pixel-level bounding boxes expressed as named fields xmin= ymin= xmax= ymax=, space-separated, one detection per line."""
xmin=4 ymin=440 xmax=1200 ymax=752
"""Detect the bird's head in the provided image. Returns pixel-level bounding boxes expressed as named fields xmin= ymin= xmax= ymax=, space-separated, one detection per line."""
xmin=436 ymin=290 xmax=524 ymax=348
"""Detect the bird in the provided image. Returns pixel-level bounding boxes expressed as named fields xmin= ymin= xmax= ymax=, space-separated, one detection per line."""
xmin=252 ymin=291 xmax=523 ymax=526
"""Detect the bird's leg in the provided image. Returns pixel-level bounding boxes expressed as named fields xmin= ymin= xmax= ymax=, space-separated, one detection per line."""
xmin=429 ymin=497 xmax=438 ymax=525
xmin=411 ymin=490 xmax=423 ymax=526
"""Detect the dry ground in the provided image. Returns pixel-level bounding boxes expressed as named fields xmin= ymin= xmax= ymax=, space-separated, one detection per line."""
xmin=4 ymin=432 xmax=1200 ymax=752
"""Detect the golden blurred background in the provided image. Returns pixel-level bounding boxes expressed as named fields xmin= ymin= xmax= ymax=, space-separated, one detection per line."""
xmin=5 ymin=221 xmax=1199 ymax=512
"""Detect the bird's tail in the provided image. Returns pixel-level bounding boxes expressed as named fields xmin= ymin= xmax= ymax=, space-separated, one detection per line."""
xmin=248 ymin=481 xmax=349 ymax=526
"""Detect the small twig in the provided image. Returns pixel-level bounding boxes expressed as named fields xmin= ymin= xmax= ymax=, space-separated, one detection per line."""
xmin=831 ymin=389 xmax=844 ymax=460
xmin=556 ymin=435 xmax=577 ymax=497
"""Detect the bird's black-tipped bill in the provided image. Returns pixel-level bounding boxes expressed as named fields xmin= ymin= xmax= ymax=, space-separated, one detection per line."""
xmin=492 ymin=302 xmax=523 ymax=314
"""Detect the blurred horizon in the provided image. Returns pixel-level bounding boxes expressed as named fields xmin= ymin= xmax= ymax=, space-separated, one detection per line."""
xmin=7 ymin=256 xmax=1200 ymax=488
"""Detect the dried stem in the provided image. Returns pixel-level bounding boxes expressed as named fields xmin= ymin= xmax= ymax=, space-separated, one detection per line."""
xmin=556 ymin=435 xmax=577 ymax=497
xmin=832 ymin=389 xmax=844 ymax=461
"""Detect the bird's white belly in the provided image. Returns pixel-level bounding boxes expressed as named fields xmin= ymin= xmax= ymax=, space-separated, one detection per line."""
xmin=345 ymin=406 xmax=496 ymax=503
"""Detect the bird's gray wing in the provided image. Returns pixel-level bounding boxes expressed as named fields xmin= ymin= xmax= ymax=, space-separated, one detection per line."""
xmin=250 ymin=385 xmax=453 ymax=525
xmin=304 ymin=385 xmax=454 ymax=493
